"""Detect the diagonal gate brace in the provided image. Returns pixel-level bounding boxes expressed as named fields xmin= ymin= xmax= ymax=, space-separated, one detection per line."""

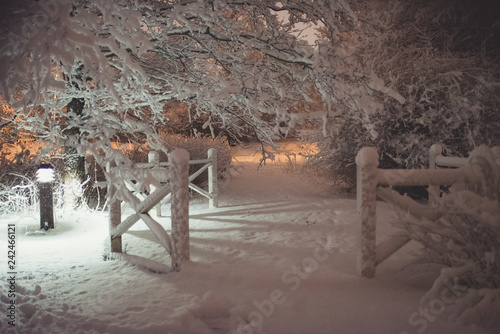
xmin=111 ymin=183 xmax=172 ymax=240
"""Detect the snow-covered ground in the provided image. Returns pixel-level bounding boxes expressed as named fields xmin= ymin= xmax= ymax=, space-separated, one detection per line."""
xmin=1 ymin=140 xmax=497 ymax=334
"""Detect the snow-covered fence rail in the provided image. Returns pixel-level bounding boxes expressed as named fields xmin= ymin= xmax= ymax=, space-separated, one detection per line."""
xmin=107 ymin=149 xmax=191 ymax=273
xmin=356 ymin=145 xmax=473 ymax=278
xmin=135 ymin=148 xmax=218 ymax=210
xmin=428 ymin=144 xmax=468 ymax=203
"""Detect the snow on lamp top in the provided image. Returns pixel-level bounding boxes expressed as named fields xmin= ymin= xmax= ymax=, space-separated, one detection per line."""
xmin=37 ymin=164 xmax=55 ymax=183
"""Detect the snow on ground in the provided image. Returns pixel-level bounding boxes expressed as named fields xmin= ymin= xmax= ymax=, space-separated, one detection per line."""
xmin=1 ymin=140 xmax=498 ymax=334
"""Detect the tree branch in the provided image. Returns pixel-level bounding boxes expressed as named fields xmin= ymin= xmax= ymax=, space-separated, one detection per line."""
xmin=0 ymin=109 xmax=21 ymax=130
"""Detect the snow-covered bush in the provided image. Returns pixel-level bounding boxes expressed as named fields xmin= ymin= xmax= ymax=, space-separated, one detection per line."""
xmin=0 ymin=173 xmax=37 ymax=216
xmin=305 ymin=116 xmax=369 ymax=191
xmin=309 ymin=0 xmax=500 ymax=189
xmin=0 ymin=148 xmax=103 ymax=214
xmin=0 ymin=139 xmax=39 ymax=215
xmin=401 ymin=145 xmax=500 ymax=327
xmin=160 ymin=134 xmax=232 ymax=187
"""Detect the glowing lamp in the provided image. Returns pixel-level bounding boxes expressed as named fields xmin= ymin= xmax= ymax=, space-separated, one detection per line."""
xmin=36 ymin=164 xmax=55 ymax=183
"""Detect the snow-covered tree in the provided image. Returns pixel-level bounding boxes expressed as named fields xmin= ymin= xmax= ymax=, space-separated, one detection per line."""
xmin=308 ymin=0 xmax=500 ymax=189
xmin=1 ymin=0 xmax=345 ymax=190
xmin=1 ymin=0 xmax=161 ymax=206
xmin=0 ymin=1 xmax=307 ymax=204
xmin=4 ymin=0 xmax=496 ymax=197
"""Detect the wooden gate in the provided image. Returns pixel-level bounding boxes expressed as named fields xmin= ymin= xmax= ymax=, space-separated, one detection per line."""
xmin=106 ymin=148 xmax=204 ymax=273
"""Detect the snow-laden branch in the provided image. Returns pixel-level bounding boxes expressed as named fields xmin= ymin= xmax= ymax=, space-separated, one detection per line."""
xmin=2 ymin=0 xmax=444 ymax=188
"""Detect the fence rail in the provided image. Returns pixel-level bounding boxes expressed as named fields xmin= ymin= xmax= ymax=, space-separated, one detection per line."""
xmin=139 ymin=148 xmax=218 ymax=212
xmin=355 ymin=144 xmax=474 ymax=278
xmin=428 ymin=144 xmax=468 ymax=203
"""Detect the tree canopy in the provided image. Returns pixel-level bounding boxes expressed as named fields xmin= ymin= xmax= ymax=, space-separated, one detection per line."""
xmin=1 ymin=0 xmax=328 ymax=162
xmin=1 ymin=0 xmax=499 ymax=186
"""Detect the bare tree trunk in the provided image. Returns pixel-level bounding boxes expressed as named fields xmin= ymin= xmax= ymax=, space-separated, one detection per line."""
xmin=64 ymin=97 xmax=86 ymax=209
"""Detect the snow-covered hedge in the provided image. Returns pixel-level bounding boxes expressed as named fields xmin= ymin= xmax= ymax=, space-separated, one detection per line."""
xmin=161 ymin=134 xmax=232 ymax=188
xmin=402 ymin=145 xmax=500 ymax=327
xmin=121 ymin=134 xmax=232 ymax=187
xmin=160 ymin=134 xmax=232 ymax=180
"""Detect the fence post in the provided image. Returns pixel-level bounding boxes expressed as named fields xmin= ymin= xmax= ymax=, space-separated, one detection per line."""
xmin=429 ymin=144 xmax=443 ymax=205
xmin=356 ymin=147 xmax=379 ymax=278
xmin=169 ymin=149 xmax=190 ymax=271
xmin=148 ymin=151 xmax=162 ymax=216
xmin=208 ymin=148 xmax=218 ymax=208
xmin=107 ymin=162 xmax=122 ymax=253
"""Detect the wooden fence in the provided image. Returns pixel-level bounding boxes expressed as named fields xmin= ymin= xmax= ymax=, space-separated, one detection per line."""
xmin=355 ymin=144 xmax=475 ymax=278
xmin=106 ymin=148 xmax=218 ymax=273
xmin=136 ymin=147 xmax=218 ymax=211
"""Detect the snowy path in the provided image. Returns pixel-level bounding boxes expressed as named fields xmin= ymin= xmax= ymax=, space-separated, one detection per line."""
xmin=1 ymin=141 xmax=497 ymax=334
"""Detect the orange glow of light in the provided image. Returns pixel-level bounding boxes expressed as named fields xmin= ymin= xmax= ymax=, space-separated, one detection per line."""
xmin=1 ymin=101 xmax=44 ymax=162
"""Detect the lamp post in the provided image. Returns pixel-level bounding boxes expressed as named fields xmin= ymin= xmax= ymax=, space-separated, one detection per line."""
xmin=37 ymin=163 xmax=55 ymax=230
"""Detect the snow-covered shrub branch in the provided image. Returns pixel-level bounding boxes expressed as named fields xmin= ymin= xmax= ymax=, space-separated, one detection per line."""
xmin=138 ymin=0 xmax=329 ymax=148
xmin=0 ymin=173 xmax=37 ymax=216
xmin=401 ymin=145 xmax=500 ymax=327
xmin=308 ymin=0 xmax=500 ymax=188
